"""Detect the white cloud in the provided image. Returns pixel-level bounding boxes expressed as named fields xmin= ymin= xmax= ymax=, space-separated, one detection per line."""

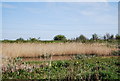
xmin=74 ymin=2 xmax=118 ymax=25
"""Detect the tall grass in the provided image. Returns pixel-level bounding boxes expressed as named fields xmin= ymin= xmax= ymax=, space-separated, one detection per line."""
xmin=1 ymin=43 xmax=118 ymax=58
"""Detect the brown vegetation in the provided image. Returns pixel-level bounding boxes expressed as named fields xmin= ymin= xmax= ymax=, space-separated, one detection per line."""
xmin=1 ymin=43 xmax=118 ymax=58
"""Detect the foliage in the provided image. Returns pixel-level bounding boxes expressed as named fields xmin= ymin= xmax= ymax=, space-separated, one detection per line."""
xmin=2 ymin=56 xmax=119 ymax=80
xmin=1 ymin=33 xmax=120 ymax=44
xmin=76 ymin=35 xmax=88 ymax=43
xmin=16 ymin=38 xmax=24 ymax=41
xmin=53 ymin=35 xmax=67 ymax=41
xmin=16 ymin=38 xmax=25 ymax=43
xmin=104 ymin=33 xmax=115 ymax=41
xmin=91 ymin=33 xmax=99 ymax=40
xmin=74 ymin=54 xmax=97 ymax=59
xmin=28 ymin=37 xmax=40 ymax=42
xmin=115 ymin=34 xmax=120 ymax=40
xmin=111 ymin=50 xmax=120 ymax=56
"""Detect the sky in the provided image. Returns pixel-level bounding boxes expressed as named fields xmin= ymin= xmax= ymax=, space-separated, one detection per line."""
xmin=1 ymin=2 xmax=118 ymax=40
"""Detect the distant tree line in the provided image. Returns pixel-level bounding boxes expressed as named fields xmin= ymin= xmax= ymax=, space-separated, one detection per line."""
xmin=68 ymin=33 xmax=120 ymax=43
xmin=1 ymin=33 xmax=120 ymax=43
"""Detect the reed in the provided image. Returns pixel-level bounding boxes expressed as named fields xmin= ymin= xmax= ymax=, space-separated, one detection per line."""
xmin=1 ymin=43 xmax=117 ymax=58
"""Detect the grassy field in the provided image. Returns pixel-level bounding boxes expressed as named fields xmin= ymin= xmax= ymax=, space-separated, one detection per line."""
xmin=1 ymin=43 xmax=118 ymax=58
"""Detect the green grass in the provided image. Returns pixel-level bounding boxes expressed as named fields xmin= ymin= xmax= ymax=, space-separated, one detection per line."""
xmin=2 ymin=56 xmax=120 ymax=80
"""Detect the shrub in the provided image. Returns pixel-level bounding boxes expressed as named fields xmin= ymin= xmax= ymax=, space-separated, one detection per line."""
xmin=111 ymin=50 xmax=120 ymax=56
xmin=53 ymin=35 xmax=67 ymax=41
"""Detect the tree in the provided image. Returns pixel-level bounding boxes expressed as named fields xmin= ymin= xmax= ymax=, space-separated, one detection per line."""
xmin=115 ymin=34 xmax=120 ymax=40
xmin=104 ymin=33 xmax=114 ymax=40
xmin=29 ymin=37 xmax=39 ymax=42
xmin=92 ymin=33 xmax=98 ymax=40
xmin=103 ymin=35 xmax=107 ymax=40
xmin=16 ymin=37 xmax=24 ymax=42
xmin=106 ymin=33 xmax=111 ymax=40
xmin=109 ymin=34 xmax=114 ymax=40
xmin=76 ymin=35 xmax=87 ymax=42
xmin=53 ymin=35 xmax=67 ymax=41
xmin=16 ymin=37 xmax=24 ymax=41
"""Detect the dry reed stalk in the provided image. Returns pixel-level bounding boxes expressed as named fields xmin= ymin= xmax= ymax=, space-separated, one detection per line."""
xmin=0 ymin=43 xmax=118 ymax=58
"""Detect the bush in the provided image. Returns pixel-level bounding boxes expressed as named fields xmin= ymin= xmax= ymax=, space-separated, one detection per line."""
xmin=111 ymin=51 xmax=120 ymax=56
xmin=76 ymin=35 xmax=88 ymax=43
xmin=53 ymin=35 xmax=67 ymax=41
xmin=74 ymin=54 xmax=97 ymax=59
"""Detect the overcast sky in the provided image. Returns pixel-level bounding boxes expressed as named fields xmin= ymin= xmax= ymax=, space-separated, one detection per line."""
xmin=2 ymin=2 xmax=118 ymax=40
